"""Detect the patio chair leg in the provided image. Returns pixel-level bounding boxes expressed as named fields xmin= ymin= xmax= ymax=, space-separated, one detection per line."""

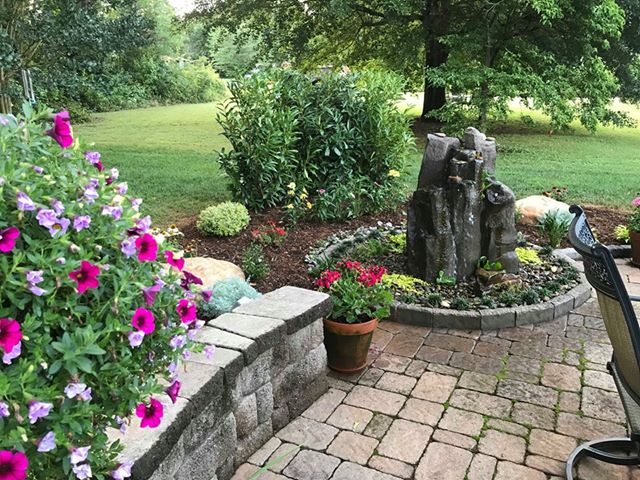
xmin=566 ymin=437 xmax=640 ymax=479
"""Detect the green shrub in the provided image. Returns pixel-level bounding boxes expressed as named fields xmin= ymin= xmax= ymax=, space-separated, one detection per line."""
xmin=515 ymin=247 xmax=542 ymax=265
xmin=200 ymin=277 xmax=261 ymax=319
xmin=197 ymin=201 xmax=250 ymax=237
xmin=537 ymin=209 xmax=572 ymax=248
xmin=451 ymin=296 xmax=471 ymax=310
xmin=217 ymin=67 xmax=414 ymax=219
xmin=242 ymin=243 xmax=269 ymax=281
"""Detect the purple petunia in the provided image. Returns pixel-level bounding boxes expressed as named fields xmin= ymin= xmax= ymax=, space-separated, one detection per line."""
xmin=136 ymin=216 xmax=152 ymax=233
xmin=37 ymin=209 xmax=58 ymax=228
xmin=101 ymin=205 xmax=123 ymax=220
xmin=64 ymin=382 xmax=88 ymax=399
xmin=47 ymin=217 xmax=70 ymax=238
xmin=37 ymin=431 xmax=57 ymax=453
xmin=28 ymin=400 xmax=53 ymax=424
xmin=121 ymin=238 xmax=137 ymax=257
xmin=142 ymin=279 xmax=164 ymax=306
xmin=169 ymin=335 xmax=186 ymax=350
xmin=51 ymin=199 xmax=65 ymax=215
xmin=26 ymin=270 xmax=44 ymax=285
xmin=79 ymin=388 xmax=92 ymax=402
xmin=2 ymin=342 xmax=21 ymax=364
xmin=73 ymin=216 xmax=91 ymax=232
xmin=116 ymin=182 xmax=128 ymax=195
xmin=70 ymin=446 xmax=90 ymax=465
xmin=131 ymin=198 xmax=142 ymax=211
xmin=204 ymin=345 xmax=216 ymax=359
xmin=110 ymin=168 xmax=119 ymax=180
xmin=17 ymin=191 xmax=35 ymax=211
xmin=115 ymin=416 xmax=127 ymax=434
xmin=33 ymin=165 xmax=44 ymax=174
xmin=128 ymin=331 xmax=145 ymax=348
xmin=0 ymin=401 xmax=9 ymax=417
xmin=111 ymin=461 xmax=133 ymax=480
xmin=73 ymin=463 xmax=92 ymax=479
xmin=83 ymin=186 xmax=99 ymax=204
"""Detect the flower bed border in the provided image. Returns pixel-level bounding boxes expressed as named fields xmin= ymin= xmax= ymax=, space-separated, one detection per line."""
xmin=392 ymin=253 xmax=592 ymax=330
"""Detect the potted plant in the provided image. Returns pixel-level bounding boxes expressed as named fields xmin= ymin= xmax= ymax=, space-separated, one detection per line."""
xmin=629 ymin=197 xmax=640 ymax=266
xmin=315 ymin=261 xmax=394 ymax=373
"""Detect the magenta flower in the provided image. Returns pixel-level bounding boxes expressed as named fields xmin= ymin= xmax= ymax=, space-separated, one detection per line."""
xmin=28 ymin=400 xmax=53 ymax=424
xmin=0 ymin=318 xmax=22 ymax=354
xmin=0 ymin=402 xmax=9 ymax=417
xmin=142 ymin=280 xmax=163 ymax=306
xmin=70 ymin=446 xmax=90 ymax=465
xmin=111 ymin=461 xmax=133 ymax=480
xmin=204 ymin=345 xmax=216 ymax=359
xmin=165 ymin=380 xmax=181 ymax=404
xmin=69 ymin=261 xmax=100 ymax=294
xmin=128 ymin=331 xmax=145 ymax=348
xmin=0 ymin=450 xmax=28 ymax=480
xmin=165 ymin=251 xmax=185 ymax=271
xmin=131 ymin=308 xmax=155 ymax=334
xmin=16 ymin=191 xmax=35 ymax=211
xmin=0 ymin=227 xmax=20 ymax=253
xmin=181 ymin=270 xmax=203 ymax=290
xmin=73 ymin=216 xmax=91 ymax=232
xmin=2 ymin=342 xmax=21 ymax=365
xmin=136 ymin=397 xmax=164 ymax=428
xmin=47 ymin=111 xmax=73 ymax=148
xmin=121 ymin=238 xmax=137 ymax=258
xmin=37 ymin=431 xmax=56 ymax=453
xmin=633 ymin=197 xmax=640 ymax=207
xmin=176 ymin=299 xmax=197 ymax=324
xmin=135 ymin=234 xmax=158 ymax=262
xmin=201 ymin=290 xmax=212 ymax=303
xmin=73 ymin=463 xmax=92 ymax=479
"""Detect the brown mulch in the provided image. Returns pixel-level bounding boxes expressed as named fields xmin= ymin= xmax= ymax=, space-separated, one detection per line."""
xmin=180 ymin=203 xmax=626 ymax=293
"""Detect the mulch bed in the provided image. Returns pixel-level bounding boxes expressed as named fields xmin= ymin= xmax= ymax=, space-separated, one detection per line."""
xmin=180 ymin=203 xmax=627 ymax=293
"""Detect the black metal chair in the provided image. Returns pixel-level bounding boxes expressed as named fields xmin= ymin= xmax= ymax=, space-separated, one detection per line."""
xmin=566 ymin=205 xmax=640 ymax=478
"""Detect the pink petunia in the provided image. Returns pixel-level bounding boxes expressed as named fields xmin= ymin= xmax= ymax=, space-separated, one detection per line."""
xmin=165 ymin=380 xmax=181 ymax=404
xmin=0 ymin=450 xmax=28 ymax=480
xmin=69 ymin=261 xmax=100 ymax=294
xmin=47 ymin=111 xmax=73 ymax=148
xmin=135 ymin=397 xmax=164 ymax=429
xmin=633 ymin=197 xmax=640 ymax=207
xmin=135 ymin=234 xmax=158 ymax=262
xmin=164 ymin=251 xmax=185 ymax=271
xmin=131 ymin=308 xmax=155 ymax=334
xmin=0 ymin=227 xmax=19 ymax=253
xmin=0 ymin=318 xmax=22 ymax=354
xmin=176 ymin=299 xmax=197 ymax=324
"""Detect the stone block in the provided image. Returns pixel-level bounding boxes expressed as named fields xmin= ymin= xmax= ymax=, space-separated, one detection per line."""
xmin=480 ymin=307 xmax=516 ymax=330
xmin=572 ymin=282 xmax=593 ymax=309
xmin=189 ymin=346 xmax=243 ymax=385
xmin=233 ymin=286 xmax=331 ymax=333
xmin=179 ymin=361 xmax=224 ymax=411
xmin=392 ymin=303 xmax=434 ymax=327
xmin=432 ymin=309 xmax=481 ymax=330
xmin=196 ymin=326 xmax=259 ymax=365
xmin=234 ymin=393 xmax=258 ymax=439
xmin=552 ymin=293 xmax=575 ymax=319
xmin=238 ymin=349 xmax=273 ymax=396
xmin=515 ymin=303 xmax=554 ymax=326
xmin=283 ymin=450 xmax=340 ymax=480
xmin=235 ymin=420 xmax=274 ymax=466
xmin=210 ymin=313 xmax=286 ymax=354
xmin=255 ymin=383 xmax=274 ymax=424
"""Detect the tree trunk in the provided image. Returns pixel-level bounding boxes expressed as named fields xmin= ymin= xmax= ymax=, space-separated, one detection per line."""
xmin=421 ymin=0 xmax=449 ymax=121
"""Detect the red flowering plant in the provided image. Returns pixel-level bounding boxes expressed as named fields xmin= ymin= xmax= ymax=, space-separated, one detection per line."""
xmin=250 ymin=221 xmax=287 ymax=247
xmin=0 ymin=105 xmax=211 ymax=479
xmin=314 ymin=261 xmax=394 ymax=324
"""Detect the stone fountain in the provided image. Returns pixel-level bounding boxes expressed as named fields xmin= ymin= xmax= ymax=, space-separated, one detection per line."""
xmin=407 ymin=127 xmax=519 ymax=282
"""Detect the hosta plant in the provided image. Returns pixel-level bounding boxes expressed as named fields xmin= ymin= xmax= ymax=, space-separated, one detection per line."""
xmin=0 ymin=104 xmax=211 ymax=480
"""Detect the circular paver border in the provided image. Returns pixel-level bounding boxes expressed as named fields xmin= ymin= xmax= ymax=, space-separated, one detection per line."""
xmin=392 ymin=253 xmax=592 ymax=330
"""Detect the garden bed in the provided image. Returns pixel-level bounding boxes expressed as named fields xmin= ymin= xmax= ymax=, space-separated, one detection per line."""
xmin=179 ymin=204 xmax=623 ymax=293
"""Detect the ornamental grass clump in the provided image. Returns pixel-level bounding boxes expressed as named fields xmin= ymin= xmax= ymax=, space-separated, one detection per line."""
xmin=0 ymin=105 xmax=211 ymax=479
xmin=314 ymin=261 xmax=394 ymax=324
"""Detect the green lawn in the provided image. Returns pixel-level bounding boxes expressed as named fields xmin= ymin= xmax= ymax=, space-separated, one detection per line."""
xmin=77 ymin=100 xmax=640 ymax=226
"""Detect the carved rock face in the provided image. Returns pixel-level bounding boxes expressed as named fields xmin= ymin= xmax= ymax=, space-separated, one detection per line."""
xmin=406 ymin=128 xmax=519 ymax=282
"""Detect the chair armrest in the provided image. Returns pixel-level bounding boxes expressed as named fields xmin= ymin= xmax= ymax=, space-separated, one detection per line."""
xmin=630 ymin=295 xmax=640 ymax=302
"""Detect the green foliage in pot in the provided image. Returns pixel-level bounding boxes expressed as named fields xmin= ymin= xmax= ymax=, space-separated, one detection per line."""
xmin=314 ymin=261 xmax=394 ymax=324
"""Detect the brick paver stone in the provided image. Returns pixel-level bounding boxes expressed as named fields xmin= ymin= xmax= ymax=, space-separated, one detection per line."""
xmin=473 ymin=340 xmax=509 ymax=358
xmin=583 ymin=369 xmax=616 ymax=391
xmin=359 ymin=368 xmax=385 ymax=387
xmin=368 ymin=456 xmax=414 ymax=479
xmin=432 ymin=429 xmax=476 ymax=450
xmin=373 ymin=353 xmax=412 ymax=373
xmin=405 ymin=359 xmax=428 ymax=378
xmin=377 ymin=419 xmax=432 ymax=464
xmin=578 ymin=457 xmax=633 ymax=480
xmin=458 ymin=371 xmax=498 ymax=394
xmin=385 ymin=333 xmax=424 ymax=357
xmin=415 ymin=442 xmax=473 ymax=480
xmin=541 ymin=363 xmax=582 ymax=392
xmin=449 ymin=352 xmax=503 ymax=375
xmin=416 ymin=345 xmax=453 ymax=364
xmin=478 ymin=430 xmax=526 ymax=463
xmin=558 ymin=391 xmax=581 ymax=413
xmin=282 ymin=450 xmax=340 ymax=480
xmin=265 ymin=443 xmax=299 ymax=473
xmin=511 ymin=402 xmax=556 ymax=430
xmin=411 ymin=372 xmax=457 ymax=403
xmin=327 ymin=430 xmax=378 ymax=465
xmin=327 ymin=404 xmax=373 ymax=433
xmin=581 ymin=386 xmax=626 ymax=423
xmin=376 ymin=372 xmax=417 ymax=395
xmin=425 ymin=332 xmax=476 ymax=352
xmin=438 ymin=407 xmax=484 ymax=436
xmin=486 ymin=419 xmax=528 ymax=437
xmin=363 ymin=414 xmax=393 ymax=439
xmin=467 ymin=454 xmax=497 ymax=480
xmin=398 ymin=398 xmax=444 ymax=426
xmin=556 ymin=412 xmax=626 ymax=439
xmin=494 ymin=461 xmax=546 ymax=480
xmin=525 ymin=455 xmax=565 ymax=476
xmin=276 ymin=417 xmax=338 ymax=450
xmin=496 ymin=379 xmax=558 ymax=408
xmin=302 ymin=388 xmax=347 ymax=422
xmin=232 ymin=463 xmax=287 ymax=480
xmin=344 ymin=385 xmax=406 ymax=416
xmin=248 ymin=437 xmax=282 ymax=466
xmin=528 ymin=429 xmax=578 ymax=461
xmin=331 ymin=461 xmax=401 ymax=480
xmin=449 ymin=389 xmax=512 ymax=417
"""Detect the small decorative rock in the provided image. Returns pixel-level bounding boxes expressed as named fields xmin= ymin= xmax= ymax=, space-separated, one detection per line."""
xmin=515 ymin=195 xmax=571 ymax=225
xmin=183 ymin=257 xmax=244 ymax=287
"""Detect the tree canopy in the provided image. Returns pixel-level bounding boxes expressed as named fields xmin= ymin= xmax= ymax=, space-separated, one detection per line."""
xmin=190 ymin=0 xmax=639 ymax=131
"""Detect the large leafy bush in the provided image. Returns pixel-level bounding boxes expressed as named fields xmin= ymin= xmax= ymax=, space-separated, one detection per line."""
xmin=217 ymin=67 xmax=414 ymax=219
xmin=0 ymin=105 xmax=207 ymax=479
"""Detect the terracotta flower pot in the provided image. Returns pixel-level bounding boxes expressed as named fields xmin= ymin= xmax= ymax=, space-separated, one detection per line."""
xmin=323 ymin=318 xmax=378 ymax=374
xmin=631 ymin=231 xmax=640 ymax=267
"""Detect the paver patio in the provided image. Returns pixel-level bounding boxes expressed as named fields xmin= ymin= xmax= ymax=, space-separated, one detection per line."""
xmin=232 ymin=259 xmax=640 ymax=479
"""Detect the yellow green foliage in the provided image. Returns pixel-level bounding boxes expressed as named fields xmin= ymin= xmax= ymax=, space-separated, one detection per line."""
xmin=382 ymin=273 xmax=428 ymax=294
xmin=615 ymin=224 xmax=630 ymax=243
xmin=515 ymin=247 xmax=542 ymax=265
xmin=385 ymin=233 xmax=407 ymax=254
